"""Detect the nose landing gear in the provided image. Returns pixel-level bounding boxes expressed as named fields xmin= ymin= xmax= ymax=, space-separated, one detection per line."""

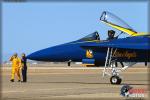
xmin=110 ymin=75 xmax=122 ymax=84
xmin=102 ymin=48 xmax=126 ymax=85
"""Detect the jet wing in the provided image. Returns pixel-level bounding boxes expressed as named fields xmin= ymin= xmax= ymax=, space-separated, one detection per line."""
xmin=100 ymin=11 xmax=146 ymax=36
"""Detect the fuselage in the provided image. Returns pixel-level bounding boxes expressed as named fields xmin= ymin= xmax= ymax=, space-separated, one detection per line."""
xmin=27 ymin=35 xmax=150 ymax=66
xmin=27 ymin=40 xmax=106 ymax=66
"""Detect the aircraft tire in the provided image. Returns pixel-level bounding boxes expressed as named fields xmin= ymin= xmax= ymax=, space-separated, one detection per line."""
xmin=110 ymin=76 xmax=122 ymax=84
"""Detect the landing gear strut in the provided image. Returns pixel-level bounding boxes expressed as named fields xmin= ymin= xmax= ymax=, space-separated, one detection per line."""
xmin=67 ymin=60 xmax=72 ymax=66
xmin=68 ymin=62 xmax=71 ymax=66
xmin=102 ymin=48 xmax=127 ymax=85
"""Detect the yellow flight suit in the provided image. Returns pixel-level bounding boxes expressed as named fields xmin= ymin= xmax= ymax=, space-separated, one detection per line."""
xmin=10 ymin=56 xmax=21 ymax=81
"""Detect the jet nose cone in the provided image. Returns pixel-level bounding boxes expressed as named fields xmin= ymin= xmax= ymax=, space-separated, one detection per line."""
xmin=27 ymin=43 xmax=75 ymax=62
xmin=27 ymin=48 xmax=51 ymax=61
xmin=26 ymin=51 xmax=42 ymax=61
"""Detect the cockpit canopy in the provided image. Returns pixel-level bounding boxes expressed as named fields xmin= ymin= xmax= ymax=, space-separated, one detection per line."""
xmin=79 ymin=31 xmax=100 ymax=41
xmin=100 ymin=11 xmax=136 ymax=32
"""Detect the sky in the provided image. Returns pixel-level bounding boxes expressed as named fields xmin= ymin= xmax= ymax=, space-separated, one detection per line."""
xmin=2 ymin=1 xmax=148 ymax=62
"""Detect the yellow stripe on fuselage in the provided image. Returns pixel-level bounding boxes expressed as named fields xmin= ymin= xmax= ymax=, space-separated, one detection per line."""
xmin=132 ymin=32 xmax=149 ymax=36
xmin=85 ymin=40 xmax=100 ymax=42
xmin=68 ymin=40 xmax=100 ymax=45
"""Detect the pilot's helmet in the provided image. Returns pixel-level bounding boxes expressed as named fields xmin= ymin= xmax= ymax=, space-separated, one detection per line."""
xmin=108 ymin=30 xmax=115 ymax=36
xmin=13 ymin=53 xmax=18 ymax=57
xmin=22 ymin=53 xmax=26 ymax=57
xmin=95 ymin=31 xmax=99 ymax=36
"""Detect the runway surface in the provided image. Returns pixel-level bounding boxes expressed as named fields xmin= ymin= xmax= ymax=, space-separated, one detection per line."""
xmin=1 ymin=65 xmax=150 ymax=100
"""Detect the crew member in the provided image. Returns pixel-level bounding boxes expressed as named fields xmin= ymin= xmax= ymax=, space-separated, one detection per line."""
xmin=21 ymin=53 xmax=27 ymax=82
xmin=107 ymin=30 xmax=116 ymax=40
xmin=10 ymin=53 xmax=21 ymax=82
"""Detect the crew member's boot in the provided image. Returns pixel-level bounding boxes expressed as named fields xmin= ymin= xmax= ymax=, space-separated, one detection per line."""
xmin=10 ymin=79 xmax=14 ymax=82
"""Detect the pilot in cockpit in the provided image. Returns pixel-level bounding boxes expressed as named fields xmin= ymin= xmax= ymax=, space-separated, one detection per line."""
xmin=107 ymin=30 xmax=116 ymax=40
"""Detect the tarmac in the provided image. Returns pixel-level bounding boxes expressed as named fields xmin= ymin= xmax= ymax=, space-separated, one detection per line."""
xmin=1 ymin=64 xmax=150 ymax=100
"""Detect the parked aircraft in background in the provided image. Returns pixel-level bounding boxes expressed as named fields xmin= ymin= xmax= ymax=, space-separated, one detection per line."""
xmin=27 ymin=11 xmax=150 ymax=84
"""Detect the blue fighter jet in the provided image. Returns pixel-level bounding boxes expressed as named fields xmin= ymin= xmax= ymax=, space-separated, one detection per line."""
xmin=27 ymin=11 xmax=150 ymax=84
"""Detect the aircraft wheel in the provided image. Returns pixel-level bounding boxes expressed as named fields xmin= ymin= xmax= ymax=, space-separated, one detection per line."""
xmin=110 ymin=76 xmax=122 ymax=84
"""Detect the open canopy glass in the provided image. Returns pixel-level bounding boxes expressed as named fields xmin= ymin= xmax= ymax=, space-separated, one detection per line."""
xmin=100 ymin=11 xmax=136 ymax=33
